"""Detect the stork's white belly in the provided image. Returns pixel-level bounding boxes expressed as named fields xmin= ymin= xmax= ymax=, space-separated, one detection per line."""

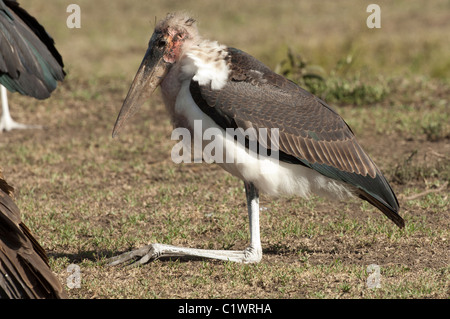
xmin=171 ymin=80 xmax=356 ymax=201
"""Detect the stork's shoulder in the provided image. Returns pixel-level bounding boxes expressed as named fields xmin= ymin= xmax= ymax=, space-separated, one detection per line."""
xmin=225 ymin=47 xmax=310 ymax=94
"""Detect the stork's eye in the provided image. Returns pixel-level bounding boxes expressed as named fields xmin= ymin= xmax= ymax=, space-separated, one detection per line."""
xmin=157 ymin=39 xmax=166 ymax=48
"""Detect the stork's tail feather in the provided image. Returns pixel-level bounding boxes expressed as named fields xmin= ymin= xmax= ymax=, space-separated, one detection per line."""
xmin=356 ymin=189 xmax=404 ymax=228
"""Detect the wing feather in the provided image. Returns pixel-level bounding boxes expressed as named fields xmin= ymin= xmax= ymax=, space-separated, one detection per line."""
xmin=0 ymin=171 xmax=67 ymax=299
xmin=0 ymin=0 xmax=64 ymax=99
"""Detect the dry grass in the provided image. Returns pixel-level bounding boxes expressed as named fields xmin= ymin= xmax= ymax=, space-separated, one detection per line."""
xmin=1 ymin=0 xmax=448 ymax=299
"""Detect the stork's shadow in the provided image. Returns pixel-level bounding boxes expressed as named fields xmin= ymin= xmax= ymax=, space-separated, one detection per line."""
xmin=49 ymin=250 xmax=219 ymax=265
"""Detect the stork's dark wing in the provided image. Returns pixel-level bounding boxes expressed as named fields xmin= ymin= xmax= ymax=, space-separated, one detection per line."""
xmin=0 ymin=0 xmax=64 ymax=99
xmin=190 ymin=47 xmax=403 ymax=228
xmin=0 ymin=172 xmax=67 ymax=299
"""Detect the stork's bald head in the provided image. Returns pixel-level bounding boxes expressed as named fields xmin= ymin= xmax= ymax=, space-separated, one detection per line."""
xmin=152 ymin=13 xmax=199 ymax=63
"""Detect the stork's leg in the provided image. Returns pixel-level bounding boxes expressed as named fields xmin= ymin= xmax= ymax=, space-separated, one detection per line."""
xmin=107 ymin=182 xmax=262 ymax=266
xmin=0 ymin=85 xmax=43 ymax=132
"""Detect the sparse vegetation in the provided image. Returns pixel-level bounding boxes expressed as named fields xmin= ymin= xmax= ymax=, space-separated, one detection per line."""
xmin=277 ymin=49 xmax=389 ymax=105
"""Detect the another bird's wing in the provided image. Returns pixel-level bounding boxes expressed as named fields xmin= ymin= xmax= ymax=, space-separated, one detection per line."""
xmin=0 ymin=0 xmax=64 ymax=99
xmin=0 ymin=172 xmax=67 ymax=299
xmin=189 ymin=47 xmax=403 ymax=228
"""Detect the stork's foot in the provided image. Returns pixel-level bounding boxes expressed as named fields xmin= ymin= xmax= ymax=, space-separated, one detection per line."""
xmin=107 ymin=245 xmax=156 ymax=267
xmin=107 ymin=243 xmax=262 ymax=266
xmin=0 ymin=116 xmax=43 ymax=132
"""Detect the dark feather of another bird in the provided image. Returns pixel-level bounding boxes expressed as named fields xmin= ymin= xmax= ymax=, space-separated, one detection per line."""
xmin=0 ymin=172 xmax=67 ymax=299
xmin=0 ymin=0 xmax=64 ymax=99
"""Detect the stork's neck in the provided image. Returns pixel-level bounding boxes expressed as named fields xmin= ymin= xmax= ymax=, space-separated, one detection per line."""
xmin=160 ymin=63 xmax=182 ymax=120
xmin=161 ymin=39 xmax=230 ymax=121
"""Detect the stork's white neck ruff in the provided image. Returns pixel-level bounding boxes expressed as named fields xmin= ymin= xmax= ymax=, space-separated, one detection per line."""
xmin=181 ymin=40 xmax=230 ymax=90
xmin=161 ymin=38 xmax=230 ymax=120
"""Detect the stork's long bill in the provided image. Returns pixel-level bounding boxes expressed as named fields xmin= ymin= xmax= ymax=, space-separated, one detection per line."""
xmin=112 ymin=32 xmax=173 ymax=137
xmin=112 ymin=13 xmax=404 ymax=231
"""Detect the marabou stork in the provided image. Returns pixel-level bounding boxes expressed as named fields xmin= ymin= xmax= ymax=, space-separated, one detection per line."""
xmin=109 ymin=13 xmax=404 ymax=265
xmin=0 ymin=0 xmax=64 ymax=132
xmin=0 ymin=169 xmax=67 ymax=298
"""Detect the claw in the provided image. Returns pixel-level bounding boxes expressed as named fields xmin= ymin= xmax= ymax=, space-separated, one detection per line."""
xmin=0 ymin=119 xmax=43 ymax=132
xmin=107 ymin=245 xmax=154 ymax=267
